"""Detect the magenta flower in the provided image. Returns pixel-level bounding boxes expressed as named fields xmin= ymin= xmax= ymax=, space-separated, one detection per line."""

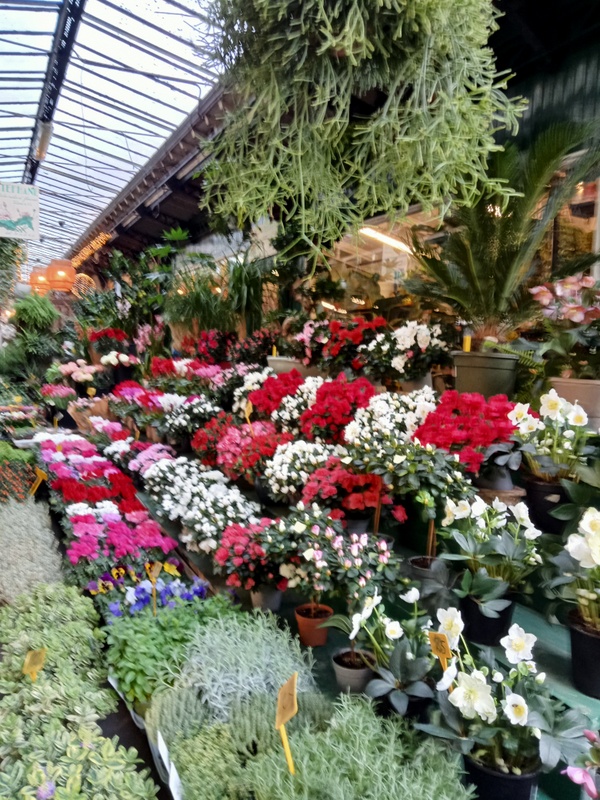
xmin=562 ymin=767 xmax=599 ymax=799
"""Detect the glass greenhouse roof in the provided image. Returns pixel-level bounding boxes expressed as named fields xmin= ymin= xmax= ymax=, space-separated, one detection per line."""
xmin=0 ymin=0 xmax=215 ymax=275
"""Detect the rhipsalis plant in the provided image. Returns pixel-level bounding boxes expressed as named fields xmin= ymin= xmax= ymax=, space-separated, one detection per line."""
xmin=198 ymin=0 xmax=524 ymax=264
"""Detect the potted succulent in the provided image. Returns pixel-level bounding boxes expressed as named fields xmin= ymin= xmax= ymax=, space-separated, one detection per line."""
xmin=358 ymin=321 xmax=449 ymax=391
xmin=511 ymin=390 xmax=595 ymax=534
xmin=418 ymin=610 xmax=590 ymax=800
xmin=409 ymin=124 xmax=600 ymax=398
xmin=530 ymin=272 xmax=600 ymax=429
xmin=440 ymin=495 xmax=544 ymax=645
xmin=544 ymin=506 xmax=600 ymax=698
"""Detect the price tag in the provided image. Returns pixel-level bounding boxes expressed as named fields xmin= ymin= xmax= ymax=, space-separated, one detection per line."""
xmin=428 ymin=631 xmax=452 ymax=673
xmin=245 ymin=400 xmax=255 ymax=437
xmin=169 ymin=762 xmax=183 ymax=800
xmin=146 ymin=561 xmax=163 ymax=616
xmin=29 ymin=467 xmax=48 ymax=496
xmin=275 ymin=672 xmax=298 ymax=775
xmin=23 ymin=648 xmax=46 ymax=682
xmin=87 ymin=387 xmax=97 ymax=398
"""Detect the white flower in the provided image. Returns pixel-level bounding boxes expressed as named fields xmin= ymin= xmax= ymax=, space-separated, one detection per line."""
xmin=436 ymin=607 xmax=464 ymax=650
xmin=349 ymin=613 xmax=362 ymax=640
xmin=524 ymin=526 xmax=542 ymax=540
xmin=568 ymin=404 xmax=588 ymax=427
xmin=503 ymin=693 xmax=529 ymax=726
xmin=492 ymin=497 xmax=508 ymax=513
xmin=508 ymin=403 xmax=531 ymax=424
xmin=470 ymin=496 xmax=488 ymax=518
xmin=519 ymin=416 xmax=544 ymax=435
xmin=384 ymin=620 xmax=404 ymax=640
xmin=539 ymin=388 xmax=565 ymax=421
xmin=492 ymin=671 xmax=504 ymax=683
xmin=436 ymin=659 xmax=457 ymax=691
xmin=448 ymin=670 xmax=497 ymax=723
xmin=535 ymin=672 xmax=546 ymax=684
xmin=400 ymin=588 xmax=420 ymax=604
xmin=566 ymin=533 xmax=598 ymax=569
xmin=510 ymin=501 xmax=532 ymax=528
xmin=500 ymin=624 xmax=537 ymax=664
xmin=361 ymin=590 xmax=382 ymax=620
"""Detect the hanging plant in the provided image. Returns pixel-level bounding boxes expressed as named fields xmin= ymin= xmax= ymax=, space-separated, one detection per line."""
xmin=198 ymin=0 xmax=525 ymax=263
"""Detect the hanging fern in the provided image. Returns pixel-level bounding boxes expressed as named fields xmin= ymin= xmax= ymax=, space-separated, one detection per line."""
xmin=197 ymin=0 xmax=525 ymax=263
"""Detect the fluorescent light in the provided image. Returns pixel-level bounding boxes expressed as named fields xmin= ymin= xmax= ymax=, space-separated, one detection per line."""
xmin=359 ymin=226 xmax=412 ymax=254
xmin=35 ymin=121 xmax=53 ymax=161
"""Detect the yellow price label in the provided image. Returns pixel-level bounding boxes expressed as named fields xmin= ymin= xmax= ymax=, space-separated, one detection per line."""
xmin=23 ymin=648 xmax=46 ymax=682
xmin=87 ymin=387 xmax=97 ymax=398
xmin=245 ymin=400 xmax=255 ymax=437
xmin=275 ymin=672 xmax=298 ymax=775
xmin=428 ymin=631 xmax=452 ymax=678
xmin=29 ymin=467 xmax=48 ymax=496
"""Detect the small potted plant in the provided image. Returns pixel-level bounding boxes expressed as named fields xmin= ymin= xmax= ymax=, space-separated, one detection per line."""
xmin=544 ymin=506 xmax=600 ymax=698
xmin=440 ymin=495 xmax=544 ymax=645
xmin=299 ymin=374 xmax=376 ymax=443
xmin=418 ymin=610 xmax=590 ymax=800
xmin=511 ymin=390 xmax=595 ymax=534
xmin=358 ymin=320 xmax=449 ymax=391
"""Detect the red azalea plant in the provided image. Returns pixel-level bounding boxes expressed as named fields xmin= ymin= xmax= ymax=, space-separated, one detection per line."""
xmin=89 ymin=327 xmax=129 ymax=355
xmin=248 ymin=369 xmax=304 ymax=416
xmin=216 ymin=420 xmax=286 ymax=480
xmin=214 ymin=519 xmax=295 ymax=591
xmin=235 ymin=429 xmax=294 ymax=482
xmin=191 ymin=411 xmax=235 ymax=466
xmin=181 ymin=330 xmax=237 ymax=364
xmin=412 ymin=390 xmax=516 ymax=472
xmin=321 ymin=316 xmax=387 ymax=372
xmin=300 ymin=374 xmax=376 ymax=443
xmin=230 ymin=327 xmax=277 ymax=366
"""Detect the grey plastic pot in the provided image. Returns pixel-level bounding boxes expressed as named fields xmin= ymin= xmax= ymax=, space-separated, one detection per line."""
xmin=331 ymin=648 xmax=375 ymax=693
xmin=550 ymin=377 xmax=600 ymax=431
xmin=250 ymin=587 xmax=283 ymax=612
xmin=453 ymin=351 xmax=518 ymax=398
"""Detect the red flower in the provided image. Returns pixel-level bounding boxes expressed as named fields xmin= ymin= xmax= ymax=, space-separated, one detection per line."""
xmin=191 ymin=412 xmax=235 ymax=466
xmin=248 ymin=370 xmax=304 ymax=416
xmin=300 ymin=374 xmax=376 ymax=443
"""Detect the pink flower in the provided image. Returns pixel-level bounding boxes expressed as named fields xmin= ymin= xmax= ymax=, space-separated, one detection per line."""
xmin=585 ymin=730 xmax=600 ymax=744
xmin=529 ymin=285 xmax=555 ymax=306
xmin=562 ymin=767 xmax=598 ymax=799
xmin=562 ymin=304 xmax=587 ymax=323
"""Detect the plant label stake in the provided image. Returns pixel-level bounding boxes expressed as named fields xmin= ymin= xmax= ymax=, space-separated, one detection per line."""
xmin=147 ymin=561 xmax=163 ymax=616
xmin=426 ymin=519 xmax=436 ymax=559
xmin=428 ymin=631 xmax=452 ymax=689
xmin=29 ymin=467 xmax=47 ymax=496
xmin=87 ymin=387 xmax=96 ymax=398
xmin=275 ymin=671 xmax=298 ymax=775
xmin=23 ymin=648 xmax=46 ymax=682
xmin=272 ymin=345 xmax=278 ymax=357
xmin=245 ymin=400 xmax=255 ymax=437
xmin=372 ymin=475 xmax=384 ymax=536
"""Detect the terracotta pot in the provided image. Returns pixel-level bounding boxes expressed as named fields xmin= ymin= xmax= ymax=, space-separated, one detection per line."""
xmin=250 ymin=587 xmax=283 ymax=612
xmin=267 ymin=356 xmax=322 ymax=378
xmin=295 ymin=603 xmax=334 ymax=646
xmin=569 ymin=612 xmax=600 ymax=698
xmin=331 ymin=648 xmax=375 ymax=693
xmin=463 ymin=757 xmax=540 ymax=800
xmin=550 ymin=377 xmax=600 ymax=431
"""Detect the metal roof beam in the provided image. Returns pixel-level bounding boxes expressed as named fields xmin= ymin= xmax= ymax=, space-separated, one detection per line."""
xmin=62 ymin=80 xmax=173 ymax=131
xmin=22 ymin=0 xmax=87 ymax=184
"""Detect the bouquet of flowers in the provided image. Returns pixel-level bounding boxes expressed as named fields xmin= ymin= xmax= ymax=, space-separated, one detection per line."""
xmin=89 ymin=327 xmax=129 ymax=355
xmin=271 ymin=375 xmax=325 ymax=433
xmin=300 ymin=374 xmax=376 ymax=443
xmin=163 ymin=395 xmax=222 ymax=439
xmin=248 ymin=369 xmax=304 ymax=416
xmin=413 ymin=391 xmax=516 ymax=474
xmin=264 ymin=440 xmax=347 ymax=502
xmin=359 ymin=321 xmax=448 ymax=383
xmin=134 ymin=317 xmax=166 ymax=358
xmin=41 ymin=384 xmax=77 ymax=410
xmin=344 ymin=387 xmax=437 ymax=449
xmin=191 ymin=411 xmax=235 ymax=466
xmin=419 ymin=609 xmax=589 ymax=777
xmin=510 ymin=391 xmax=594 ymax=481
xmin=441 ymin=495 xmax=543 ymax=596
xmin=320 ymin=316 xmax=387 ymax=374
xmin=214 ymin=518 xmax=302 ymax=591
xmin=545 ymin=507 xmax=600 ymax=636
xmin=230 ymin=327 xmax=277 ymax=366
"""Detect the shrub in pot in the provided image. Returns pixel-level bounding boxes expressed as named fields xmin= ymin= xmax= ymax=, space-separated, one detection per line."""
xmin=417 ymin=609 xmax=590 ymax=800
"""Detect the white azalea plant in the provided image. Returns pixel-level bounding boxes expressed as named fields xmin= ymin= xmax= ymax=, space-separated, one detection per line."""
xmin=263 ymin=440 xmax=347 ymax=502
xmin=162 ymin=395 xmax=222 ymax=438
xmin=419 ymin=609 xmax=590 ymax=774
xmin=232 ymin=367 xmax=273 ymax=416
xmin=509 ymin=390 xmax=594 ymax=481
xmin=270 ymin=376 xmax=325 ymax=434
xmin=441 ymin=496 xmax=544 ymax=594
xmin=545 ymin=507 xmax=600 ymax=634
xmin=143 ymin=456 xmax=261 ymax=553
xmin=358 ymin=321 xmax=448 ymax=383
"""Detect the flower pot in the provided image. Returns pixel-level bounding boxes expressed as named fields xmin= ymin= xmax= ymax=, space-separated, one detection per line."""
xmin=569 ymin=612 xmax=600 ymax=698
xmin=295 ymin=603 xmax=334 ymax=647
xmin=460 ymin=595 xmax=515 ymax=647
xmin=453 ymin=351 xmax=518 ymax=398
xmin=145 ymin=425 xmax=161 ymax=444
xmin=406 ymin=555 xmax=438 ymax=583
xmin=250 ymin=587 xmax=283 ymax=612
xmin=114 ymin=364 xmax=134 ymax=385
xmin=474 ymin=465 xmax=514 ymax=492
xmin=254 ymin=477 xmax=275 ymax=506
xmin=525 ymin=478 xmax=568 ymax=535
xmin=267 ymin=356 xmax=322 ymax=378
xmin=345 ymin=516 xmax=371 ymax=534
xmin=463 ymin=757 xmax=540 ymax=800
xmin=399 ymin=373 xmax=432 ymax=393
xmin=55 ymin=409 xmax=78 ymax=429
xmin=332 ymin=648 xmax=375 ymax=693
xmin=550 ymin=377 xmax=600 ymax=431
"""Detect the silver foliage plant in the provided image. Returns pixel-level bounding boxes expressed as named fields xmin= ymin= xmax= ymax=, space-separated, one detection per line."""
xmin=0 ymin=499 xmax=63 ymax=604
xmin=198 ymin=0 xmax=525 ymax=259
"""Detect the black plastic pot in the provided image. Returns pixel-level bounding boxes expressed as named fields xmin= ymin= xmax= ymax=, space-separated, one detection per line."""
xmin=474 ymin=465 xmax=514 ymax=492
xmin=460 ymin=595 xmax=515 ymax=647
xmin=56 ymin=409 xmax=78 ymax=430
xmin=254 ymin=477 xmax=275 ymax=506
xmin=463 ymin=757 xmax=540 ymax=800
xmin=569 ymin=613 xmax=600 ymax=699
xmin=114 ymin=364 xmax=134 ymax=385
xmin=525 ymin=478 xmax=568 ymax=535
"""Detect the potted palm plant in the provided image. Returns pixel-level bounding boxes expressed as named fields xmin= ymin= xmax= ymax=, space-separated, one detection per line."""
xmin=409 ymin=124 xmax=600 ymax=398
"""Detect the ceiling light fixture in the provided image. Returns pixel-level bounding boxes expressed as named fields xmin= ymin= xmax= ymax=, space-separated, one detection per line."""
xmin=359 ymin=226 xmax=412 ymax=254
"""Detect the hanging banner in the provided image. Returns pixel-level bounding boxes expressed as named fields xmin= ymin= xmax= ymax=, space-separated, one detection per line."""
xmin=0 ymin=182 xmax=40 ymax=241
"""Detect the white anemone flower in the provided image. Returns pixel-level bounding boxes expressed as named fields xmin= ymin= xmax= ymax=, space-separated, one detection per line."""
xmin=361 ymin=590 xmax=382 ymax=620
xmin=400 ymin=587 xmax=420 ymax=604
xmin=500 ymin=624 xmax=537 ymax=664
xmin=503 ymin=693 xmax=529 ymax=726
xmin=539 ymin=389 xmax=565 ymax=421
xmin=349 ymin=613 xmax=363 ymax=640
xmin=448 ymin=670 xmax=497 ymax=723
xmin=510 ymin=501 xmax=532 ymax=528
xmin=384 ymin=619 xmax=404 ymax=640
xmin=436 ymin=659 xmax=457 ymax=691
xmin=436 ymin=607 xmax=464 ymax=650
xmin=508 ymin=403 xmax=531 ymax=424
xmin=567 ymin=404 xmax=588 ymax=427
